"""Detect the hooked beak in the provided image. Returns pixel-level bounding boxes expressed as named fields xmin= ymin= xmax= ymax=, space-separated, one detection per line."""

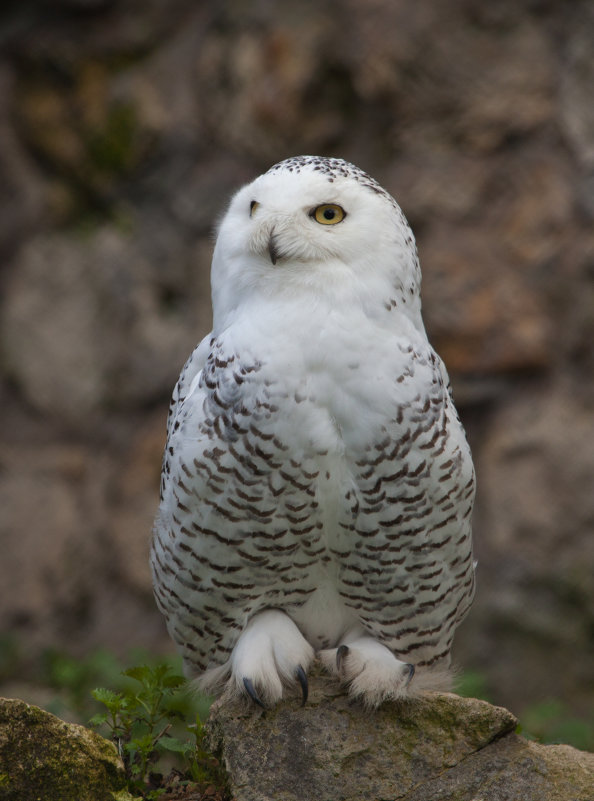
xmin=268 ymin=230 xmax=279 ymax=265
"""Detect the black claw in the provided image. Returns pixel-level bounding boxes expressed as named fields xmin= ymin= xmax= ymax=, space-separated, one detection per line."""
xmin=243 ymin=677 xmax=266 ymax=708
xmin=405 ymin=663 xmax=415 ymax=687
xmin=295 ymin=664 xmax=308 ymax=706
xmin=336 ymin=644 xmax=350 ymax=672
xmin=268 ymin=232 xmax=279 ymax=265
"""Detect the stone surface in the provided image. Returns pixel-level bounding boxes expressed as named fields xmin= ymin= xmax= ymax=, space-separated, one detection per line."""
xmin=205 ymin=677 xmax=594 ymax=801
xmin=0 ymin=697 xmax=133 ymax=801
xmin=404 ymin=735 xmax=594 ymax=801
xmin=0 ymin=66 xmax=47 ymax=259
xmin=0 ymin=395 xmax=170 ymax=656
xmin=462 ymin=382 xmax=594 ymax=713
xmin=0 ymin=228 xmax=208 ymax=423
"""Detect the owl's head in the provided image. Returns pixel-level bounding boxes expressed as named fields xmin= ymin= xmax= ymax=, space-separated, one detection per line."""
xmin=211 ymin=156 xmax=422 ymax=332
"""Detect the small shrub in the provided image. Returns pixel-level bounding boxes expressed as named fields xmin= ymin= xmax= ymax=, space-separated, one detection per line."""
xmin=90 ymin=663 xmax=226 ymax=799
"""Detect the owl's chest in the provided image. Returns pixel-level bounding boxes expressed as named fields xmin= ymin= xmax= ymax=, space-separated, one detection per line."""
xmin=206 ymin=313 xmax=437 ymax=461
xmin=191 ymin=317 xmax=448 ymax=516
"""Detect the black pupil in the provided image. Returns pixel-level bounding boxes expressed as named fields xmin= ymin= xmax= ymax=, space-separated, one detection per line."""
xmin=323 ymin=208 xmax=336 ymax=220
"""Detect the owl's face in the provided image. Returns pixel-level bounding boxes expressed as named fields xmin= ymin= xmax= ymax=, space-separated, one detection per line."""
xmin=211 ymin=157 xmax=422 ymax=332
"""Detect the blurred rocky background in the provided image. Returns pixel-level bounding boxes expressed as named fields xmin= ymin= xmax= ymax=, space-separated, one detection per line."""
xmin=0 ymin=0 xmax=592 ymax=730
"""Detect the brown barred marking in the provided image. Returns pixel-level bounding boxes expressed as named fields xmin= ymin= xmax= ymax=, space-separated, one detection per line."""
xmin=211 ymin=578 xmax=257 ymax=590
xmin=253 ymin=541 xmax=300 ymax=554
xmin=278 ymin=470 xmax=313 ymax=491
xmin=226 ymin=496 xmax=275 ymax=516
xmin=236 ymin=548 xmax=270 ymax=565
xmin=215 ymin=355 xmax=234 ymax=368
xmin=417 ymin=646 xmax=451 ymax=667
xmin=354 ymin=527 xmax=381 ymax=538
xmin=345 ymin=562 xmax=382 ymax=577
xmin=385 ymin=525 xmax=427 ymax=540
xmin=290 ymin=523 xmax=318 ymax=535
xmin=339 ymin=590 xmax=416 ymax=606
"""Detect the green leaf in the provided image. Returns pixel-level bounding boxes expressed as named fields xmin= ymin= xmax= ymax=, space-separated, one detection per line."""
xmin=88 ymin=712 xmax=109 ymax=727
xmin=161 ymin=674 xmax=186 ymax=689
xmin=131 ymin=732 xmax=155 ymax=751
xmin=123 ymin=665 xmax=150 ymax=683
xmin=157 ymin=735 xmax=192 ymax=755
xmin=92 ymin=687 xmax=123 ymax=708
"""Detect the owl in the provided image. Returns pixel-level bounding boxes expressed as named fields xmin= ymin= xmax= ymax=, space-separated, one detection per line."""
xmin=151 ymin=156 xmax=475 ymax=708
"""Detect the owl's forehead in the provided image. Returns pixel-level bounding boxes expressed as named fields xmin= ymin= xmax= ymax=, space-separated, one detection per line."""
xmin=248 ymin=155 xmax=398 ymax=209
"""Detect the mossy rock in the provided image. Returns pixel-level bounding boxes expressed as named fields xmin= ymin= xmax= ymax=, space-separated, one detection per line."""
xmin=205 ymin=672 xmax=594 ymax=801
xmin=0 ymin=697 xmax=136 ymax=801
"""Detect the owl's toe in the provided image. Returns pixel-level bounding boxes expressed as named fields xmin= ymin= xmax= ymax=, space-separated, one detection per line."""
xmin=241 ymin=664 xmax=308 ymax=708
xmin=229 ymin=609 xmax=315 ymax=707
xmin=320 ymin=633 xmax=417 ymax=706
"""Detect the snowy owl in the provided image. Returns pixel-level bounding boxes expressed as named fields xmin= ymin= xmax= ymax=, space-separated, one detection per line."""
xmin=151 ymin=156 xmax=475 ymax=708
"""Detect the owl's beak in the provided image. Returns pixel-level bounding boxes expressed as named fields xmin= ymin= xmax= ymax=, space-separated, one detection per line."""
xmin=268 ymin=230 xmax=279 ymax=265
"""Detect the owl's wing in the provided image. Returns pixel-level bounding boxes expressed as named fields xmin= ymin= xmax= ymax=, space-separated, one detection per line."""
xmin=153 ymin=335 xmax=325 ymax=681
xmin=167 ymin=334 xmax=211 ymax=431
xmin=159 ymin=334 xmax=211 ymax=500
xmin=328 ymin=340 xmax=475 ymax=671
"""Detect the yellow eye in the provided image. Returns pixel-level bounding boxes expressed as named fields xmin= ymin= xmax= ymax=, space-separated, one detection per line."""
xmin=250 ymin=200 xmax=259 ymax=217
xmin=311 ymin=204 xmax=346 ymax=225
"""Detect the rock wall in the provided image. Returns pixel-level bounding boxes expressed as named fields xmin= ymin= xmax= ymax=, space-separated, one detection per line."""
xmin=0 ymin=0 xmax=593 ymax=721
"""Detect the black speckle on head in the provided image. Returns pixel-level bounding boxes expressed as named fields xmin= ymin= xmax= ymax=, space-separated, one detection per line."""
xmin=266 ymin=155 xmax=401 ymax=212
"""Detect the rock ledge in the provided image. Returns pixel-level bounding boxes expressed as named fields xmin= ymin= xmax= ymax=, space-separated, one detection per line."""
xmin=205 ymin=673 xmax=594 ymax=801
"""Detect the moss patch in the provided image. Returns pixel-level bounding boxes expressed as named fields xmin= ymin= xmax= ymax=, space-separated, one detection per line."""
xmin=0 ymin=697 xmax=136 ymax=801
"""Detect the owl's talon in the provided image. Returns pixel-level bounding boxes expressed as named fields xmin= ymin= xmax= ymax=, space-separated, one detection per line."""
xmin=243 ymin=677 xmax=266 ymax=708
xmin=405 ymin=663 xmax=415 ymax=687
xmin=336 ymin=644 xmax=350 ymax=672
xmin=295 ymin=664 xmax=308 ymax=705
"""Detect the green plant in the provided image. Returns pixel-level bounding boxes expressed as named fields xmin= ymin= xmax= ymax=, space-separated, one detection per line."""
xmin=90 ymin=663 xmax=225 ymax=798
xmin=518 ymin=698 xmax=594 ymax=752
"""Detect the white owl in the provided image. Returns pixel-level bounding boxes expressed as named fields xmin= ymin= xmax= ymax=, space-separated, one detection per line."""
xmin=151 ymin=156 xmax=475 ymax=708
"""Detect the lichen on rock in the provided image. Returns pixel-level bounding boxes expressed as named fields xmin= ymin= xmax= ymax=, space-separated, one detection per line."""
xmin=0 ymin=697 xmax=136 ymax=801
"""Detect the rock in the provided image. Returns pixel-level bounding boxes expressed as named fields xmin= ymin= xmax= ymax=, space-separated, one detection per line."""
xmin=0 ymin=227 xmax=207 ymax=423
xmin=205 ymin=676 xmax=594 ymax=801
xmin=561 ymin=4 xmax=594 ymax=169
xmin=560 ymin=4 xmax=594 ymax=217
xmin=0 ymin=66 xmax=47 ymax=257
xmin=0 ymin=434 xmax=111 ymax=640
xmin=420 ymin=223 xmax=552 ymax=374
xmin=403 ymin=735 xmax=594 ymax=801
xmin=0 ymin=393 xmax=170 ymax=658
xmin=0 ymin=697 xmax=133 ymax=801
xmin=459 ymin=382 xmax=594 ymax=716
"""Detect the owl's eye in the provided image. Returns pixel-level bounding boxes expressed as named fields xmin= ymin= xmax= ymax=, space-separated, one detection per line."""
xmin=311 ymin=204 xmax=346 ymax=225
xmin=250 ymin=200 xmax=259 ymax=217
